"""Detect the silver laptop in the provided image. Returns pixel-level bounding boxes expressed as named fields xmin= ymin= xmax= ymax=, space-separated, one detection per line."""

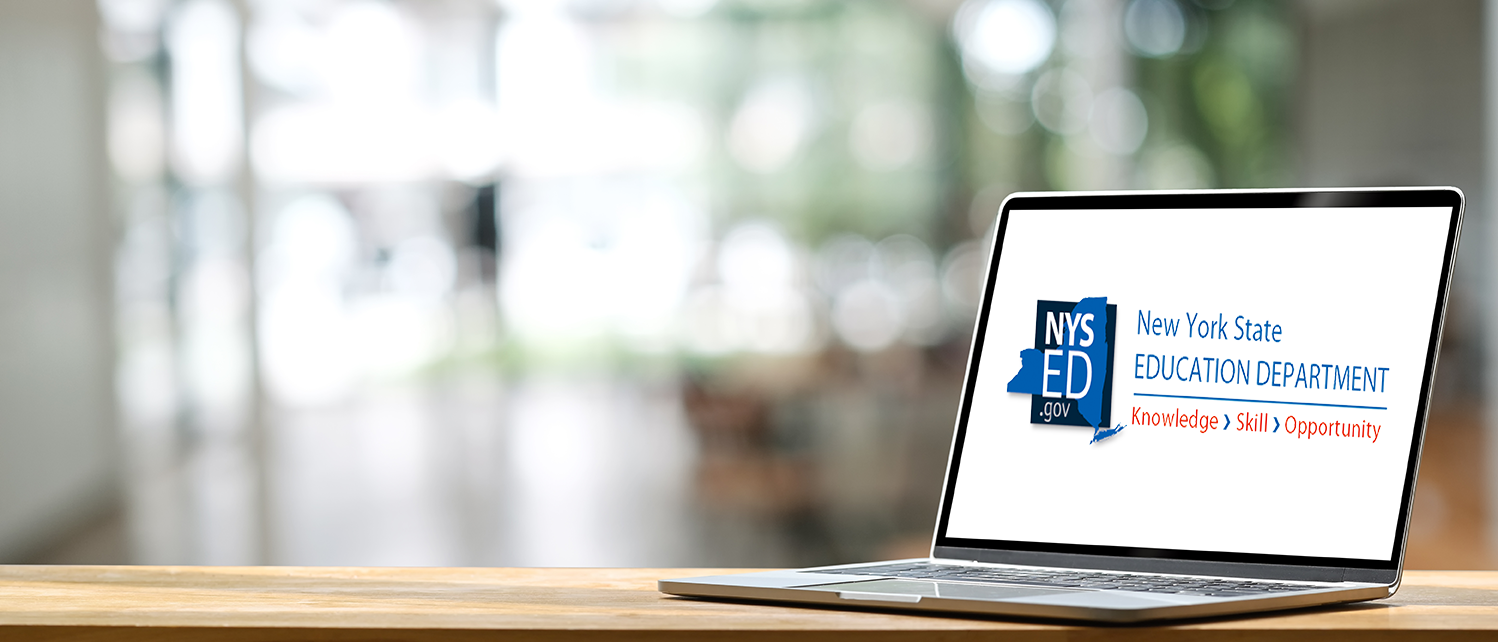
xmin=661 ymin=187 xmax=1465 ymax=623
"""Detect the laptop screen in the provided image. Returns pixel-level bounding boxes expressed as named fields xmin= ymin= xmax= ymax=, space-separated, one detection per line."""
xmin=936 ymin=190 xmax=1463 ymax=569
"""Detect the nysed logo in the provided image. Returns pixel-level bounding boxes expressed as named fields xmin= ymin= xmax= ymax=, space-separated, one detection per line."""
xmin=1005 ymin=297 xmax=1121 ymax=442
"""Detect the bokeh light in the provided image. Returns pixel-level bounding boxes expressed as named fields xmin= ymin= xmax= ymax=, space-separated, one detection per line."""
xmin=954 ymin=0 xmax=1057 ymax=81
xmin=165 ymin=0 xmax=242 ymax=185
xmin=1090 ymin=87 xmax=1149 ymax=155
xmin=1124 ymin=0 xmax=1187 ymax=58
xmin=728 ymin=78 xmax=819 ymax=175
xmin=1031 ymin=67 xmax=1092 ymax=135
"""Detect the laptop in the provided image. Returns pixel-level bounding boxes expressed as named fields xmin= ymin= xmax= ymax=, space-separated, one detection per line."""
xmin=660 ymin=187 xmax=1466 ymax=623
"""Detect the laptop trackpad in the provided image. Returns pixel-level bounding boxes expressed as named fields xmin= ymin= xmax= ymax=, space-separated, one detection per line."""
xmin=821 ymin=579 xmax=1082 ymax=601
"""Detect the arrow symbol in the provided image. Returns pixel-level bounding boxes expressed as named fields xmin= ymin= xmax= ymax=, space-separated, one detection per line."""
xmin=1273 ymin=417 xmax=1280 ymax=432
xmin=1223 ymin=414 xmax=1231 ymax=430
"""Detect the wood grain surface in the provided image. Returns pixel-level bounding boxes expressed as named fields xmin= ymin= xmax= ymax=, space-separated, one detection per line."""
xmin=0 ymin=566 xmax=1495 ymax=641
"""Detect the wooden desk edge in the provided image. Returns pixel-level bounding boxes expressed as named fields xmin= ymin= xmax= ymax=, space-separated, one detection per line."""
xmin=0 ymin=567 xmax=1489 ymax=641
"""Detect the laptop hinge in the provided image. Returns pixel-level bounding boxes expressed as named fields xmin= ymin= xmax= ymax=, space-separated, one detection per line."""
xmin=933 ymin=546 xmax=1384 ymax=583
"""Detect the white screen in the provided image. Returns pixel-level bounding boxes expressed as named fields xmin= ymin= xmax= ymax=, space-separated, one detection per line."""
xmin=944 ymin=205 xmax=1454 ymax=561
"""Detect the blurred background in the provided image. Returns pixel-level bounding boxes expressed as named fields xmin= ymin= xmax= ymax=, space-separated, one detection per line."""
xmin=0 ymin=0 xmax=1490 ymax=568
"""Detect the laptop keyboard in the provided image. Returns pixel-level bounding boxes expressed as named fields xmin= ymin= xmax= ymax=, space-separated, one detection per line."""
xmin=813 ymin=562 xmax=1320 ymax=596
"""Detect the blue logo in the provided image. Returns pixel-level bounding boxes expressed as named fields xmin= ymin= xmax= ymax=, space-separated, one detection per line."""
xmin=1005 ymin=297 xmax=1121 ymax=442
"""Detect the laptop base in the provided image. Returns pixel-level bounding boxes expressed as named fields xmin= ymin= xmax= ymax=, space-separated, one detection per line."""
xmin=659 ymin=559 xmax=1390 ymax=624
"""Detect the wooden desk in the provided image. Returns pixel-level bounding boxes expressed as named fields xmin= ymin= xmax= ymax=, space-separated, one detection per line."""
xmin=0 ymin=566 xmax=1495 ymax=641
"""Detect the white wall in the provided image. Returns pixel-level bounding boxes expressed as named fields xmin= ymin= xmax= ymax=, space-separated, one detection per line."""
xmin=0 ymin=0 xmax=118 ymax=560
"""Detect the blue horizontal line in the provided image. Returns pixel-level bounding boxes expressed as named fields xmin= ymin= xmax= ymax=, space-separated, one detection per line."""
xmin=1132 ymin=392 xmax=1386 ymax=411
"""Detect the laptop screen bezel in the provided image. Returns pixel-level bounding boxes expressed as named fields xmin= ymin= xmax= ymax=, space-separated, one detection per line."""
xmin=930 ymin=188 xmax=1465 ymax=577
